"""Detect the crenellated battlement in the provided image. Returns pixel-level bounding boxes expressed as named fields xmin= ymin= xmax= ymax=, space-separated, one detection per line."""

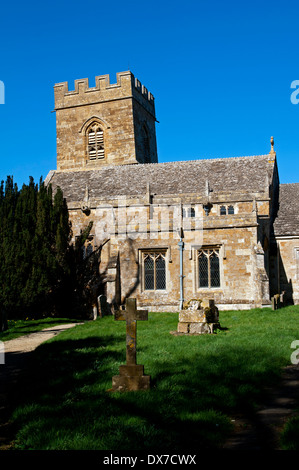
xmin=133 ymin=77 xmax=154 ymax=103
xmin=54 ymin=71 xmax=155 ymax=114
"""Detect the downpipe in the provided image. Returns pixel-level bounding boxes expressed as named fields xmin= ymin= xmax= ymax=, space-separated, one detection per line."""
xmin=178 ymin=236 xmax=184 ymax=310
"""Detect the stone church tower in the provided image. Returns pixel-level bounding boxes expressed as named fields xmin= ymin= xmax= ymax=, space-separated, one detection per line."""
xmin=46 ymin=70 xmax=299 ymax=313
xmin=54 ymin=71 xmax=158 ymax=170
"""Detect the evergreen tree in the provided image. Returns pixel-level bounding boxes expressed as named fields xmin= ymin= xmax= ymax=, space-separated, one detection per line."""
xmin=0 ymin=176 xmax=20 ymax=327
xmin=0 ymin=175 xmax=103 ymax=323
xmin=14 ymin=177 xmax=38 ymax=314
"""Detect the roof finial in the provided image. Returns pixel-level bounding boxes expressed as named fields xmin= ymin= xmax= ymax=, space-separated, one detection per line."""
xmin=269 ymin=136 xmax=276 ymax=161
xmin=270 ymin=136 xmax=275 ymax=153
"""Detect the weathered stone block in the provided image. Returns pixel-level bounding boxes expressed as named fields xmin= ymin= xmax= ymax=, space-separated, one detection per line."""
xmin=201 ymin=299 xmax=215 ymax=309
xmin=189 ymin=322 xmax=211 ymax=334
xmin=179 ymin=310 xmax=206 ymax=323
xmin=177 ymin=322 xmax=189 ymax=333
xmin=112 ymin=374 xmax=150 ymax=392
xmin=119 ymin=364 xmax=144 ymax=376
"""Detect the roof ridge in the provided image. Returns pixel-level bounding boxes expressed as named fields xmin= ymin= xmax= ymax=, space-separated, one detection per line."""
xmin=160 ymin=154 xmax=269 ymax=163
xmin=141 ymin=154 xmax=270 ymax=166
xmin=51 ymin=154 xmax=271 ymax=176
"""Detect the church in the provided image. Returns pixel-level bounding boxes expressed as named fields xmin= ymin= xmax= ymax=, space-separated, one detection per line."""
xmin=45 ymin=71 xmax=299 ymax=312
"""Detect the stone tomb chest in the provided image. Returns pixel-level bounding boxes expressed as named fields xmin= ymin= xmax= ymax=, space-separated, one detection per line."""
xmin=177 ymin=299 xmax=220 ymax=335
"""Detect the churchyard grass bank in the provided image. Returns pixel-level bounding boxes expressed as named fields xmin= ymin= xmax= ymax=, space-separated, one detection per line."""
xmin=8 ymin=306 xmax=299 ymax=450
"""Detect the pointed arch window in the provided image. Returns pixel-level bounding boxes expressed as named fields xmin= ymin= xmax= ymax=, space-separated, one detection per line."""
xmin=198 ymin=248 xmax=220 ymax=288
xmin=87 ymin=123 xmax=104 ymax=160
xmin=143 ymin=251 xmax=166 ymax=290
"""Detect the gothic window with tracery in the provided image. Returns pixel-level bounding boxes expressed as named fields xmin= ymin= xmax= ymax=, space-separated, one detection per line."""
xmin=143 ymin=251 xmax=166 ymax=290
xmin=87 ymin=123 xmax=104 ymax=160
xmin=197 ymin=248 xmax=220 ymax=288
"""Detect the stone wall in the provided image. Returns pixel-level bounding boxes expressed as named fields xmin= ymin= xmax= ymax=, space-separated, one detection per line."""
xmin=66 ymin=191 xmax=271 ymax=311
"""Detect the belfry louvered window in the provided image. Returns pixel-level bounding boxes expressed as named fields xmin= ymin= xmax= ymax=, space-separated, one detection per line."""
xmin=87 ymin=124 xmax=104 ymax=160
xmin=143 ymin=251 xmax=166 ymax=290
xmin=198 ymin=248 xmax=220 ymax=288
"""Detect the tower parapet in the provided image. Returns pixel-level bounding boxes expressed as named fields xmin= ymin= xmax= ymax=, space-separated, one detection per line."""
xmin=54 ymin=71 xmax=155 ymax=118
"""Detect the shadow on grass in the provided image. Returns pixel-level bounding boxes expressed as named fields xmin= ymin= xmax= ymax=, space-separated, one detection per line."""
xmin=105 ymin=343 xmax=285 ymax=451
xmin=9 ymin=330 xmax=288 ymax=451
xmin=17 ymin=335 xmax=123 ymax=395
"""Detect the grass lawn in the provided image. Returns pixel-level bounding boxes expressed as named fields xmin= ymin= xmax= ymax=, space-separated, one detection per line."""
xmin=0 ymin=318 xmax=82 ymax=342
xmin=7 ymin=305 xmax=299 ymax=450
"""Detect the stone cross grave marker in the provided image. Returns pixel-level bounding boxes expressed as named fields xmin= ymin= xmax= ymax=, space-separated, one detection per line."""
xmin=111 ymin=298 xmax=150 ymax=392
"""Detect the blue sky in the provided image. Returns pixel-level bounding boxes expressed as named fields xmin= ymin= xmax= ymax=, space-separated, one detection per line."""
xmin=0 ymin=0 xmax=299 ymax=188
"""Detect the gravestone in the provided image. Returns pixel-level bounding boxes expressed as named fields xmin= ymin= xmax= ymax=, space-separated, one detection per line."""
xmin=175 ymin=299 xmax=220 ymax=335
xmin=271 ymin=294 xmax=281 ymax=310
xmin=98 ymin=294 xmax=111 ymax=317
xmin=111 ymin=298 xmax=150 ymax=392
xmin=92 ymin=304 xmax=97 ymax=320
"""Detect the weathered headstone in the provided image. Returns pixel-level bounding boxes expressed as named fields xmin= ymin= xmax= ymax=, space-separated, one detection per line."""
xmin=280 ymin=290 xmax=286 ymax=306
xmin=111 ymin=298 xmax=150 ymax=392
xmin=98 ymin=294 xmax=111 ymax=317
xmin=175 ymin=299 xmax=220 ymax=335
xmin=271 ymin=294 xmax=281 ymax=310
xmin=92 ymin=304 xmax=97 ymax=320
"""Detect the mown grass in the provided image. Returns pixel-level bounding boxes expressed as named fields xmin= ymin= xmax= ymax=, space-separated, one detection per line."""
xmin=0 ymin=318 xmax=81 ymax=342
xmin=280 ymin=415 xmax=299 ymax=450
xmin=8 ymin=305 xmax=299 ymax=450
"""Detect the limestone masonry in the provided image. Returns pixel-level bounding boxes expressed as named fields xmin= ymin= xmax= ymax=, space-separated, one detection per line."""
xmin=46 ymin=71 xmax=299 ymax=313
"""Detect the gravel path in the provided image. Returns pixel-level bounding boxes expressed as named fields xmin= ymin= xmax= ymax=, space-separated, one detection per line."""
xmin=0 ymin=323 xmax=80 ymax=449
